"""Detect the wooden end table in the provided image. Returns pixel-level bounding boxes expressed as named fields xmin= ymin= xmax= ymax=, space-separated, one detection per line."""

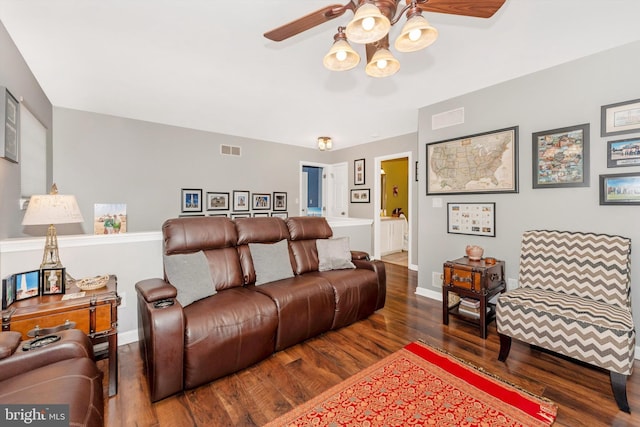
xmin=2 ymin=275 xmax=121 ymax=396
xmin=442 ymin=257 xmax=505 ymax=339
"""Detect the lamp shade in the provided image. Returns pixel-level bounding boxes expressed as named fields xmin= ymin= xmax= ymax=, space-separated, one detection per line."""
xmin=365 ymin=47 xmax=400 ymax=78
xmin=324 ymin=38 xmax=360 ymax=71
xmin=395 ymin=14 xmax=438 ymax=52
xmin=22 ymin=194 xmax=84 ymax=225
xmin=345 ymin=2 xmax=390 ymax=44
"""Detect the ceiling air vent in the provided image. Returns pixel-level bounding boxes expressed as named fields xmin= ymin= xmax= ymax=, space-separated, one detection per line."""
xmin=220 ymin=144 xmax=241 ymax=156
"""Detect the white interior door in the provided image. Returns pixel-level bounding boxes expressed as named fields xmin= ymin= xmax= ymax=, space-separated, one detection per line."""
xmin=300 ymin=171 xmax=309 ymax=216
xmin=328 ymin=162 xmax=348 ymax=218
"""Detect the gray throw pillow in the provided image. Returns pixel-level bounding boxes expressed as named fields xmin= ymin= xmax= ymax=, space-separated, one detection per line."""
xmin=163 ymin=251 xmax=216 ymax=307
xmin=316 ymin=237 xmax=356 ymax=271
xmin=249 ymin=239 xmax=294 ymax=285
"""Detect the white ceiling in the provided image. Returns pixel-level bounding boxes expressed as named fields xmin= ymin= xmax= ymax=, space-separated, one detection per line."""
xmin=1 ymin=0 xmax=640 ymax=150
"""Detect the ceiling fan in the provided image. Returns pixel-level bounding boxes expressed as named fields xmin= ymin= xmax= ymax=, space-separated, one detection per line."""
xmin=264 ymin=0 xmax=506 ymax=77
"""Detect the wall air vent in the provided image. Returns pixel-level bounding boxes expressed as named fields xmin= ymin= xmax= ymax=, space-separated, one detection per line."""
xmin=220 ymin=144 xmax=241 ymax=156
xmin=432 ymin=107 xmax=465 ymax=130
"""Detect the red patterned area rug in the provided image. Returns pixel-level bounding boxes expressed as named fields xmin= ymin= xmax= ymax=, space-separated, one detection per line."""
xmin=265 ymin=341 xmax=557 ymax=427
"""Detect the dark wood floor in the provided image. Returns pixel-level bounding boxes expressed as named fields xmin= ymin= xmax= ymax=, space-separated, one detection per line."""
xmin=102 ymin=263 xmax=640 ymax=426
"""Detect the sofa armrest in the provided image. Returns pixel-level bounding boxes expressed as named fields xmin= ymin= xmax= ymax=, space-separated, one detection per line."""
xmin=350 ymin=250 xmax=370 ymax=261
xmin=135 ymin=278 xmax=177 ymax=303
xmin=136 ymin=278 xmax=185 ymax=402
xmin=352 ymin=259 xmax=387 ymax=310
xmin=0 ymin=329 xmax=94 ymax=383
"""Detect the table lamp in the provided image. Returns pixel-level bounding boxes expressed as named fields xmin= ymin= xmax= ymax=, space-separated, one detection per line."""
xmin=21 ymin=184 xmax=84 ymax=268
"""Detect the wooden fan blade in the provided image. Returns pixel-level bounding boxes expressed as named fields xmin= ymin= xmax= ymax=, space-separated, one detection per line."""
xmin=264 ymin=3 xmax=355 ymax=42
xmin=413 ymin=0 xmax=506 ymax=19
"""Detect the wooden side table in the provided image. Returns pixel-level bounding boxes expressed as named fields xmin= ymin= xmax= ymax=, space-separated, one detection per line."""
xmin=1 ymin=275 xmax=121 ymax=396
xmin=442 ymin=257 xmax=505 ymax=339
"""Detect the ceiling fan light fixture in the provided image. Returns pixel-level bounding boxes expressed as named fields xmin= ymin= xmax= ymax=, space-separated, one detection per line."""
xmin=395 ymin=11 xmax=438 ymax=52
xmin=324 ymin=28 xmax=360 ymax=71
xmin=345 ymin=2 xmax=390 ymax=44
xmin=365 ymin=47 xmax=400 ymax=78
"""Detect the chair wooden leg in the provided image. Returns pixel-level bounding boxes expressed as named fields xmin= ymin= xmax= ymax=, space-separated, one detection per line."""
xmin=497 ymin=333 xmax=511 ymax=362
xmin=610 ymin=371 xmax=630 ymax=413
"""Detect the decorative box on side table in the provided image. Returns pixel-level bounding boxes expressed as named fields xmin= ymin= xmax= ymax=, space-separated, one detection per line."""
xmin=442 ymin=257 xmax=505 ymax=339
xmin=1 ymin=274 xmax=120 ymax=396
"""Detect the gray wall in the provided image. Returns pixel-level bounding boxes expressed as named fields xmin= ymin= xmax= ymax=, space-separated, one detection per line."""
xmin=0 ymin=21 xmax=52 ymax=240
xmin=417 ymin=41 xmax=640 ymax=329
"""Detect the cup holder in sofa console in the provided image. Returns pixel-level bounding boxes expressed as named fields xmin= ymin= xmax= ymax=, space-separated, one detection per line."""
xmin=22 ymin=335 xmax=61 ymax=351
xmin=153 ymin=299 xmax=175 ymax=309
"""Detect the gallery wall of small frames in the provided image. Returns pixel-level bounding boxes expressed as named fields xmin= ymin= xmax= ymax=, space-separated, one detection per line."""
xmin=180 ymin=189 xmax=288 ymax=219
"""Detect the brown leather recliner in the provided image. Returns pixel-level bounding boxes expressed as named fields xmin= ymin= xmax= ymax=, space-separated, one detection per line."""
xmin=0 ymin=329 xmax=104 ymax=427
xmin=136 ymin=216 xmax=386 ymax=402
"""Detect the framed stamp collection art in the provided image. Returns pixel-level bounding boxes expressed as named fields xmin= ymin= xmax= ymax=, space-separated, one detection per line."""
xmin=447 ymin=203 xmax=496 ymax=237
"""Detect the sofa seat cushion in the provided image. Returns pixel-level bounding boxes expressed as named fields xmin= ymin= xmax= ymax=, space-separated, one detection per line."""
xmin=307 ymin=269 xmax=380 ymax=330
xmin=0 ymin=357 xmax=104 ymax=427
xmin=183 ymin=287 xmax=278 ymax=389
xmin=497 ymin=287 xmax=635 ymax=375
xmin=253 ymin=276 xmax=335 ymax=351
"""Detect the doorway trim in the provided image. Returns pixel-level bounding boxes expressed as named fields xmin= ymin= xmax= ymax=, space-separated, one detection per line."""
xmin=373 ymin=151 xmax=414 ymax=269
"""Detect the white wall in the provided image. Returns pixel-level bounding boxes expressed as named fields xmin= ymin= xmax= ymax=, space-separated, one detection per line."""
xmin=417 ymin=41 xmax=640 ymax=335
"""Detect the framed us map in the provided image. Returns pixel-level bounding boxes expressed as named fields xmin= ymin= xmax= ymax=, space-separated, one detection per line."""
xmin=426 ymin=126 xmax=519 ymax=195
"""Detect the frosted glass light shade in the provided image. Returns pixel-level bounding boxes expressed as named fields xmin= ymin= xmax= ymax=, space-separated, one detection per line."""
xmin=365 ymin=48 xmax=400 ymax=78
xmin=395 ymin=14 xmax=438 ymax=52
xmin=323 ymin=39 xmax=360 ymax=71
xmin=346 ymin=3 xmax=390 ymax=44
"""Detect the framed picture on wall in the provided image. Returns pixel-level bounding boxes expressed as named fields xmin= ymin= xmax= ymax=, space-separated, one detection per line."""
xmin=532 ymin=123 xmax=589 ymax=188
xmin=350 ymin=188 xmax=370 ymax=203
xmin=426 ymin=126 xmax=518 ymax=195
xmin=232 ymin=190 xmax=250 ymax=211
xmin=601 ymin=98 xmax=640 ymax=137
xmin=1 ymin=87 xmax=19 ymax=163
xmin=599 ymin=172 xmax=640 ymax=205
xmin=252 ymin=193 xmax=271 ymax=210
xmin=272 ymin=192 xmax=287 ymax=211
xmin=206 ymin=192 xmax=229 ymax=211
xmin=447 ymin=202 xmax=496 ymax=237
xmin=354 ymin=159 xmax=365 ymax=185
xmin=607 ymin=137 xmax=640 ymax=168
xmin=181 ymin=189 xmax=202 ymax=213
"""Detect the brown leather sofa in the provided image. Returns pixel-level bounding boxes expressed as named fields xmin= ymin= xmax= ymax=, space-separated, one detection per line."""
xmin=0 ymin=329 xmax=104 ymax=426
xmin=135 ymin=216 xmax=386 ymax=402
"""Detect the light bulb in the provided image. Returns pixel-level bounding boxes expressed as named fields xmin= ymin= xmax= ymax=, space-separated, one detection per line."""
xmin=362 ymin=17 xmax=375 ymax=31
xmin=377 ymin=59 xmax=387 ymax=69
xmin=409 ymin=28 xmax=421 ymax=41
xmin=336 ymin=50 xmax=347 ymax=61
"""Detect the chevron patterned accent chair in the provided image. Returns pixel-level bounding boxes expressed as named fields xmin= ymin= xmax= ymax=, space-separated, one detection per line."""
xmin=496 ymin=230 xmax=635 ymax=412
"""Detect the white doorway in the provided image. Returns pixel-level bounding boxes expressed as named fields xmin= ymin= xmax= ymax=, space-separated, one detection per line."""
xmin=373 ymin=152 xmax=413 ymax=267
xmin=299 ymin=161 xmax=348 ymax=218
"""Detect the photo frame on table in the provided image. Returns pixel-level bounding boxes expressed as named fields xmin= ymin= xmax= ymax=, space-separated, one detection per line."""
xmin=354 ymin=158 xmax=365 ymax=185
xmin=350 ymin=188 xmax=370 ymax=203
xmin=426 ymin=126 xmax=518 ymax=195
xmin=181 ymin=188 xmax=202 ymax=213
xmin=607 ymin=137 xmax=640 ymax=168
xmin=272 ymin=192 xmax=287 ymax=211
xmin=447 ymin=202 xmax=496 ymax=237
xmin=2 ymin=276 xmax=16 ymax=309
xmin=1 ymin=87 xmax=19 ymax=163
xmin=252 ymin=193 xmax=271 ymax=210
xmin=601 ymin=98 xmax=640 ymax=137
xmin=206 ymin=192 xmax=229 ymax=211
xmin=14 ymin=269 xmax=40 ymax=302
xmin=41 ymin=267 xmax=65 ymax=295
xmin=271 ymin=212 xmax=288 ymax=219
xmin=599 ymin=172 xmax=640 ymax=205
xmin=232 ymin=190 xmax=250 ymax=211
xmin=532 ymin=123 xmax=589 ymax=188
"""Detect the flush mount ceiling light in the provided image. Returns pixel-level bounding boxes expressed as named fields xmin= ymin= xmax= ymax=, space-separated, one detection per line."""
xmin=264 ymin=0 xmax=505 ymax=78
xmin=318 ymin=136 xmax=333 ymax=151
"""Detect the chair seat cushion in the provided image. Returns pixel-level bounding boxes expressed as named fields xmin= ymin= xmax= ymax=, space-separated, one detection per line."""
xmin=497 ymin=287 xmax=635 ymax=375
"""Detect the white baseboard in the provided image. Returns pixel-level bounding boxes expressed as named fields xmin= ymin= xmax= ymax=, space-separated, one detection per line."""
xmin=118 ymin=329 xmax=139 ymax=346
